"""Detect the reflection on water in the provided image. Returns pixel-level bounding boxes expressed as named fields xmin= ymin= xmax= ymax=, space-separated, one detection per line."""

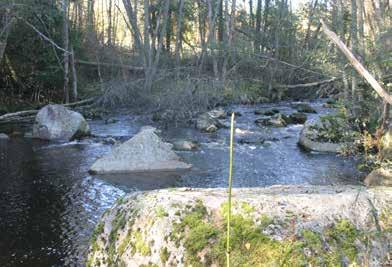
xmin=0 ymin=101 xmax=362 ymax=266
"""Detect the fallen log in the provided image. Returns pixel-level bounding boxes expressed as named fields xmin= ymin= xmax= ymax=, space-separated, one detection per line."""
xmin=0 ymin=96 xmax=97 ymax=122
xmin=320 ymin=19 xmax=392 ymax=104
xmin=278 ymin=77 xmax=338 ymax=89
xmin=76 ymin=60 xmax=143 ymax=71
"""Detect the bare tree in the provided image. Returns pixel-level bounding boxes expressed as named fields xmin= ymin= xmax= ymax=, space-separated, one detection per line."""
xmin=175 ymin=0 xmax=185 ymax=77
xmin=0 ymin=5 xmax=13 ymax=64
xmin=70 ymin=47 xmax=78 ymax=101
xmin=122 ymin=0 xmax=171 ymax=91
xmin=62 ymin=0 xmax=70 ymax=103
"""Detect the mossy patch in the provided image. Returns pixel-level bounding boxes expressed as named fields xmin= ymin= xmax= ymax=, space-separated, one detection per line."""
xmin=380 ymin=208 xmax=392 ymax=232
xmin=160 ymin=247 xmax=170 ymax=264
xmin=91 ymin=222 xmax=104 ymax=251
xmin=324 ymin=219 xmax=363 ymax=263
xmin=134 ymin=230 xmax=152 ymax=256
xmin=169 ymin=200 xmax=366 ymax=266
xmin=156 ymin=206 xmax=169 ymax=218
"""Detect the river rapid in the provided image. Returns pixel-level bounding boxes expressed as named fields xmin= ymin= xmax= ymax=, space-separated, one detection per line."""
xmin=0 ymin=101 xmax=362 ymax=266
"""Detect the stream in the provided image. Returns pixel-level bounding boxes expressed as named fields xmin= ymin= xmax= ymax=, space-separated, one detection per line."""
xmin=0 ymin=101 xmax=362 ymax=266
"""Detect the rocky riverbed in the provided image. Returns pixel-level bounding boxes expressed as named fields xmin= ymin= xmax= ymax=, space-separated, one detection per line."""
xmin=0 ymin=100 xmax=366 ymax=266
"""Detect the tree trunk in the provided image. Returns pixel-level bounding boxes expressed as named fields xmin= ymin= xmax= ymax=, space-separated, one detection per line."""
xmin=218 ymin=0 xmax=224 ymax=43
xmin=70 ymin=46 xmax=78 ymax=101
xmin=107 ymin=0 xmax=113 ymax=46
xmin=262 ymin=0 xmax=270 ymax=52
xmin=62 ymin=0 xmax=70 ymax=103
xmin=350 ymin=0 xmax=358 ymax=109
xmin=255 ymin=0 xmax=262 ymax=53
xmin=197 ymin=0 xmax=207 ymax=73
xmin=221 ymin=0 xmax=236 ymax=81
xmin=249 ymin=0 xmax=254 ymax=28
xmin=166 ymin=8 xmax=172 ymax=52
xmin=175 ymin=0 xmax=185 ymax=77
xmin=207 ymin=0 xmax=219 ymax=79
xmin=303 ymin=0 xmax=318 ymax=49
xmin=320 ymin=19 xmax=392 ymax=104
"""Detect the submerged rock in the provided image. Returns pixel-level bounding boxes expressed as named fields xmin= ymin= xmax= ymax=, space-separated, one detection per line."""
xmin=289 ymin=112 xmax=307 ymax=124
xmin=102 ymin=137 xmax=117 ymax=145
xmin=0 ymin=133 xmax=9 ymax=140
xmin=238 ymin=136 xmax=265 ymax=145
xmin=364 ymin=167 xmax=392 ymax=187
xmin=87 ymin=185 xmax=392 ymax=267
xmin=172 ymin=140 xmax=200 ymax=151
xmin=89 ymin=126 xmax=191 ymax=174
xmin=32 ymin=104 xmax=90 ymax=141
xmin=292 ymin=103 xmax=317 ymax=113
xmin=254 ymin=108 xmax=280 ymax=116
xmin=105 ymin=118 xmax=118 ymax=124
xmin=207 ymin=108 xmax=226 ymax=119
xmin=298 ymin=123 xmax=343 ymax=153
xmin=255 ymin=114 xmax=287 ymax=127
xmin=196 ymin=113 xmax=222 ymax=133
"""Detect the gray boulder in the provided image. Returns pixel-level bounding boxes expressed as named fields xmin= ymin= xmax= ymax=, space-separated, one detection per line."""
xmin=255 ymin=114 xmax=287 ymax=127
xmin=298 ymin=123 xmax=343 ymax=153
xmin=32 ymin=104 xmax=90 ymax=140
xmin=0 ymin=133 xmax=9 ymax=140
xmin=289 ymin=112 xmax=307 ymax=124
xmin=364 ymin=167 xmax=392 ymax=187
xmin=172 ymin=140 xmax=200 ymax=151
xmin=292 ymin=103 xmax=317 ymax=113
xmin=255 ymin=108 xmax=280 ymax=116
xmin=207 ymin=107 xmax=226 ymax=119
xmin=196 ymin=113 xmax=221 ymax=133
xmin=89 ymin=126 xmax=191 ymax=174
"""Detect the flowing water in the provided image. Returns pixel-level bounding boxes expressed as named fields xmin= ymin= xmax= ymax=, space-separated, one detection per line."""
xmin=0 ymin=101 xmax=362 ymax=266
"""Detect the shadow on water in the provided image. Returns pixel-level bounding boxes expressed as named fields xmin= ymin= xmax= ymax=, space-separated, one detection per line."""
xmin=94 ymin=171 xmax=186 ymax=192
xmin=0 ymin=101 xmax=363 ymax=266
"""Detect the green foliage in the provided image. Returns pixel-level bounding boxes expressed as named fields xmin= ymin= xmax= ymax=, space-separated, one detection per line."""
xmin=90 ymin=222 xmax=104 ymax=252
xmin=324 ymin=219 xmax=363 ymax=264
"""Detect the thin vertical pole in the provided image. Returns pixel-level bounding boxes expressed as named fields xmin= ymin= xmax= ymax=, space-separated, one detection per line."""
xmin=226 ymin=112 xmax=235 ymax=267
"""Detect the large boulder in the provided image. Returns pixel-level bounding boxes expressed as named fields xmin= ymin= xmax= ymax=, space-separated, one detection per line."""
xmin=32 ymin=104 xmax=90 ymax=140
xmin=172 ymin=140 xmax=199 ymax=151
xmin=87 ymin=185 xmax=392 ymax=267
xmin=298 ymin=123 xmax=343 ymax=153
xmin=89 ymin=127 xmax=191 ymax=174
xmin=364 ymin=167 xmax=392 ymax=187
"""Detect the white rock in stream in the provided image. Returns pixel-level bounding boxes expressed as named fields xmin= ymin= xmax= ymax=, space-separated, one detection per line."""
xmin=0 ymin=133 xmax=9 ymax=139
xmin=89 ymin=126 xmax=192 ymax=174
xmin=32 ymin=104 xmax=90 ymax=140
xmin=298 ymin=123 xmax=343 ymax=153
xmin=88 ymin=185 xmax=392 ymax=267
